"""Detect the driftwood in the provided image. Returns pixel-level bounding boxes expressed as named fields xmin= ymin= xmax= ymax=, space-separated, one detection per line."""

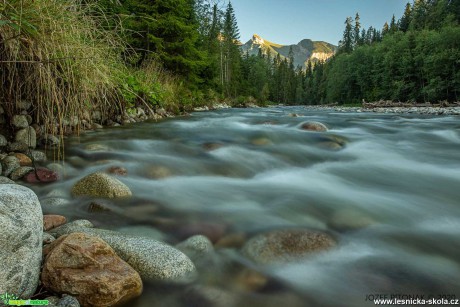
xmin=362 ymin=100 xmax=460 ymax=109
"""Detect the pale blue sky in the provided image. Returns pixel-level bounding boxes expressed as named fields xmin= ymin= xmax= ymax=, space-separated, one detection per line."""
xmin=231 ymin=0 xmax=408 ymax=45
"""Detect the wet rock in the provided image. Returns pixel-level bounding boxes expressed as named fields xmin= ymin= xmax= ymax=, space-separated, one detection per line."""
xmin=0 ymin=185 xmax=43 ymax=298
xmin=7 ymin=141 xmax=29 ymax=152
xmin=176 ymin=235 xmax=214 ymax=263
xmin=46 ymin=163 xmax=66 ymax=177
xmin=41 ymin=134 xmax=60 ymax=147
xmin=300 ymin=121 xmax=328 ymax=132
xmin=42 ymin=233 xmax=143 ymax=307
xmin=43 ymin=232 xmax=56 ymax=245
xmin=107 ymin=166 xmax=127 ymax=176
xmin=43 ymin=215 xmax=67 ymax=231
xmin=13 ymin=115 xmax=29 ymax=128
xmin=317 ymin=141 xmax=344 ymax=151
xmin=72 ymin=173 xmax=132 ymax=199
xmin=177 ymin=223 xmax=227 ymax=243
xmin=85 ymin=143 xmax=110 ymax=151
xmin=241 ymin=229 xmax=336 ymax=264
xmin=30 ymin=150 xmax=47 ymax=163
xmin=2 ymin=156 xmax=20 ymax=177
xmin=41 ymin=198 xmax=70 ymax=207
xmin=10 ymin=166 xmax=34 ymax=180
xmin=215 ymin=233 xmax=247 ymax=249
xmin=23 ymin=167 xmax=59 ymax=183
xmin=15 ymin=127 xmax=37 ymax=148
xmin=235 ymin=268 xmax=269 ymax=292
xmin=91 ymin=123 xmax=103 ymax=129
xmin=251 ymin=137 xmax=273 ymax=146
xmin=0 ymin=176 xmax=14 ymax=184
xmin=202 ymin=142 xmax=224 ymax=151
xmin=0 ymin=134 xmax=7 ymax=147
xmin=146 ymin=165 xmax=173 ymax=179
xmin=13 ymin=153 xmax=33 ymax=166
xmin=50 ymin=221 xmax=197 ymax=282
xmin=87 ymin=201 xmax=112 ymax=213
xmin=329 ymin=209 xmax=376 ymax=231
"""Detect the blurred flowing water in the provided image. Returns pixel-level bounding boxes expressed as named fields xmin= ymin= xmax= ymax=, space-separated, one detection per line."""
xmin=34 ymin=107 xmax=460 ymax=306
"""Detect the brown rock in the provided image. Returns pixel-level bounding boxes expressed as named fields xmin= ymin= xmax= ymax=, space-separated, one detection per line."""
xmin=234 ymin=269 xmax=268 ymax=292
xmin=13 ymin=153 xmax=32 ymax=166
xmin=43 ymin=215 xmax=67 ymax=231
xmin=215 ymin=233 xmax=247 ymax=249
xmin=242 ymin=229 xmax=336 ymax=264
xmin=41 ymin=233 xmax=142 ymax=307
xmin=107 ymin=166 xmax=127 ymax=176
xmin=24 ymin=167 xmax=59 ymax=183
xmin=300 ymin=121 xmax=328 ymax=132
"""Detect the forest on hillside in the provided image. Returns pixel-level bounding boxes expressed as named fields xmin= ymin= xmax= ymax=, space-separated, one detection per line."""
xmin=0 ymin=0 xmax=459 ymax=126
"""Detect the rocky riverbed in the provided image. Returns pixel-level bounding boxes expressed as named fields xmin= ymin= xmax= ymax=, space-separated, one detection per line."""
xmin=1 ymin=105 xmax=460 ymax=307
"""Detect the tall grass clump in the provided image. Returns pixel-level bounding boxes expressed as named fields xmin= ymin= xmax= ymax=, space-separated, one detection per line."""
xmin=0 ymin=0 xmax=126 ymax=135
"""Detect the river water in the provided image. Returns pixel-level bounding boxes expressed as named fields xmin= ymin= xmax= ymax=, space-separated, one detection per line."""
xmin=36 ymin=107 xmax=460 ymax=306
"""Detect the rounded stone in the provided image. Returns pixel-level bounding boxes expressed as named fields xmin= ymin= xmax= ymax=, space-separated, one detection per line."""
xmin=241 ymin=229 xmax=336 ymax=264
xmin=50 ymin=221 xmax=197 ymax=283
xmin=0 ymin=134 xmax=7 ymax=147
xmin=176 ymin=235 xmax=214 ymax=263
xmin=12 ymin=115 xmax=29 ymax=128
xmin=71 ymin=173 xmax=132 ymax=199
xmin=299 ymin=121 xmax=328 ymax=132
xmin=13 ymin=153 xmax=33 ymax=166
xmin=10 ymin=166 xmax=34 ymax=180
xmin=41 ymin=233 xmax=143 ymax=307
xmin=15 ymin=127 xmax=37 ymax=149
xmin=0 ymin=184 xmax=43 ymax=298
xmin=1 ymin=156 xmax=20 ymax=177
xmin=30 ymin=150 xmax=47 ymax=163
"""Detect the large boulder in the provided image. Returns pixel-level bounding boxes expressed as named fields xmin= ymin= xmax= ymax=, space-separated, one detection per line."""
xmin=42 ymin=233 xmax=142 ymax=307
xmin=50 ymin=221 xmax=196 ymax=282
xmin=0 ymin=185 xmax=43 ymax=298
xmin=71 ymin=173 xmax=132 ymax=198
xmin=241 ymin=229 xmax=336 ymax=264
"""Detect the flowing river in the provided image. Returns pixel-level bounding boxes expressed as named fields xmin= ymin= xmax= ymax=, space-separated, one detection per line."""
xmin=35 ymin=107 xmax=460 ymax=306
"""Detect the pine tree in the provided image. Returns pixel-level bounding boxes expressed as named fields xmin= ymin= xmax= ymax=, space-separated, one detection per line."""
xmin=222 ymin=1 xmax=241 ymax=96
xmin=382 ymin=22 xmax=390 ymax=36
xmin=399 ymin=3 xmax=412 ymax=32
xmin=339 ymin=17 xmax=354 ymax=53
xmin=389 ymin=15 xmax=398 ymax=33
xmin=354 ymin=13 xmax=361 ymax=47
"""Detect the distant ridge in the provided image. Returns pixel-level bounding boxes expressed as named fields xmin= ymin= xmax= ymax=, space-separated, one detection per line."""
xmin=240 ymin=34 xmax=337 ymax=69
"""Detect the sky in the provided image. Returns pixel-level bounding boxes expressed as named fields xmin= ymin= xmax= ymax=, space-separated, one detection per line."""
xmin=230 ymin=0 xmax=408 ymax=45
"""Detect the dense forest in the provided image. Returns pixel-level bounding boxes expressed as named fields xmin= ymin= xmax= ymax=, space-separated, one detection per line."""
xmin=0 ymin=0 xmax=459 ymax=128
xmin=95 ymin=0 xmax=460 ymax=105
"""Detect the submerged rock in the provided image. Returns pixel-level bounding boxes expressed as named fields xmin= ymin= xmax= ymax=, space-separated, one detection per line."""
xmin=71 ymin=172 xmax=132 ymax=198
xmin=241 ymin=229 xmax=336 ymax=264
xmin=50 ymin=221 xmax=197 ymax=282
xmin=299 ymin=121 xmax=328 ymax=132
xmin=0 ymin=185 xmax=43 ymax=298
xmin=42 ymin=233 xmax=143 ymax=307
xmin=176 ymin=235 xmax=214 ymax=264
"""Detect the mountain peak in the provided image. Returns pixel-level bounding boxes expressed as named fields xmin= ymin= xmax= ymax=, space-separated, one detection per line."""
xmin=252 ymin=34 xmax=264 ymax=45
xmin=241 ymin=35 xmax=337 ymax=69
